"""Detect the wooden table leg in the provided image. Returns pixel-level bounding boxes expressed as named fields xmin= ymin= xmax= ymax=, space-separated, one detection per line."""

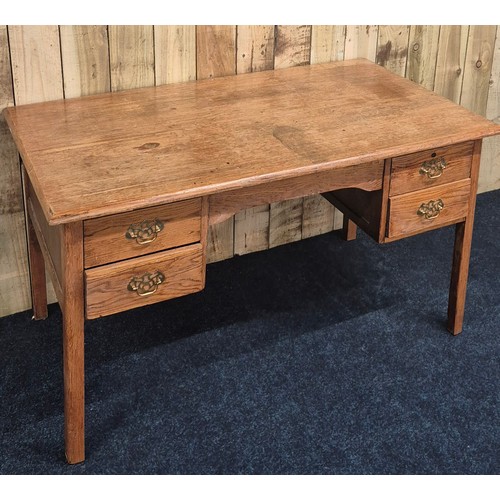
xmin=26 ymin=212 xmax=48 ymax=320
xmin=61 ymin=222 xmax=85 ymax=464
xmin=447 ymin=220 xmax=474 ymax=335
xmin=342 ymin=213 xmax=357 ymax=241
xmin=447 ymin=139 xmax=482 ymax=335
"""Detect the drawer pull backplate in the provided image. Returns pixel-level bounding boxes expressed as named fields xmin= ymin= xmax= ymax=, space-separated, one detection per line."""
xmin=417 ymin=199 xmax=445 ymax=220
xmin=419 ymin=157 xmax=447 ymax=179
xmin=125 ymin=219 xmax=164 ymax=245
xmin=127 ymin=271 xmax=165 ymax=297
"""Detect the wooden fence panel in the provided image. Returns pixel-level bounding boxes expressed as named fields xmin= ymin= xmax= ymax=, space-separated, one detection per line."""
xmin=434 ymin=26 xmax=469 ymax=103
xmin=407 ymin=25 xmax=440 ymax=90
xmin=9 ymin=25 xmax=64 ymax=104
xmin=109 ymin=25 xmax=155 ymax=91
xmin=310 ymin=25 xmax=345 ymax=63
xmin=376 ymin=25 xmax=411 ymax=76
xmin=154 ymin=26 xmax=196 ymax=85
xmin=460 ymin=25 xmax=497 ymax=116
xmin=345 ymin=25 xmax=378 ymax=61
xmin=60 ymin=25 xmax=110 ymax=98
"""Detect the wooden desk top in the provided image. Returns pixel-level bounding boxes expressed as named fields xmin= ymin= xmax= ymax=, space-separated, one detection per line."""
xmin=4 ymin=59 xmax=500 ymax=225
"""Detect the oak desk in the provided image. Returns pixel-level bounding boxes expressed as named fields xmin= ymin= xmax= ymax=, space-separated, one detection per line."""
xmin=4 ymin=59 xmax=500 ymax=464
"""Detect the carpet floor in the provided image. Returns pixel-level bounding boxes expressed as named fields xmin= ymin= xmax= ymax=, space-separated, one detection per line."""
xmin=1 ymin=190 xmax=499 ymax=474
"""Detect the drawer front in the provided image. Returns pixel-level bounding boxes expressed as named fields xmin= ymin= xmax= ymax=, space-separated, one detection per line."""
xmin=387 ymin=179 xmax=471 ymax=239
xmin=85 ymin=243 xmax=204 ymax=319
xmin=84 ymin=198 xmax=202 ymax=268
xmin=390 ymin=142 xmax=473 ymax=195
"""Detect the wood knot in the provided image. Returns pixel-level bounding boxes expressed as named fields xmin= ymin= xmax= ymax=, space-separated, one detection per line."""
xmin=136 ymin=142 xmax=160 ymax=150
xmin=475 ymin=60 xmax=482 ymax=69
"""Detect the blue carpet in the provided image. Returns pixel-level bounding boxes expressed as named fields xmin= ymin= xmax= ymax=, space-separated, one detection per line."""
xmin=0 ymin=190 xmax=499 ymax=474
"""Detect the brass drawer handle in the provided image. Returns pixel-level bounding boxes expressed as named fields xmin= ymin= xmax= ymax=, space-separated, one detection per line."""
xmin=127 ymin=271 xmax=165 ymax=297
xmin=125 ymin=219 xmax=164 ymax=245
xmin=417 ymin=199 xmax=445 ymax=220
xmin=419 ymin=157 xmax=447 ymax=179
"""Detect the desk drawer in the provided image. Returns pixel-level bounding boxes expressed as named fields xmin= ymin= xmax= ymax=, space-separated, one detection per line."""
xmin=390 ymin=142 xmax=473 ymax=195
xmin=84 ymin=199 xmax=202 ymax=268
xmin=85 ymin=244 xmax=205 ymax=319
xmin=387 ymin=179 xmax=470 ymax=239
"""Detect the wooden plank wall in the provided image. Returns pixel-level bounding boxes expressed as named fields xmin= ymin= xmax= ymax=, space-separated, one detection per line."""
xmin=1 ymin=25 xmax=499 ymax=317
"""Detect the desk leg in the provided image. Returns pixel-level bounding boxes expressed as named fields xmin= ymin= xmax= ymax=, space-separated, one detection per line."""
xmin=342 ymin=214 xmax=357 ymax=241
xmin=26 ymin=212 xmax=48 ymax=320
xmin=447 ymin=139 xmax=481 ymax=336
xmin=61 ymin=222 xmax=85 ymax=464
xmin=447 ymin=220 xmax=474 ymax=335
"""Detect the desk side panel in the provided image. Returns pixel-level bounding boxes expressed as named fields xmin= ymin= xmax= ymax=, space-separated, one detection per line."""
xmin=26 ymin=178 xmax=64 ymax=306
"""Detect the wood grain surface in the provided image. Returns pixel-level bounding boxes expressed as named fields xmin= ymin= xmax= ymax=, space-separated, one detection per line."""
xmin=376 ymin=25 xmax=410 ymax=76
xmin=345 ymin=26 xmax=378 ymax=61
xmin=154 ymin=26 xmax=196 ymax=85
xmin=390 ymin=142 xmax=474 ymax=195
xmin=460 ymin=26 xmax=497 ymax=116
xmin=108 ymin=26 xmax=154 ymax=91
xmin=61 ymin=221 xmax=85 ymax=464
xmin=387 ymin=179 xmax=471 ymax=239
xmin=4 ymin=59 xmax=499 ymax=228
xmin=27 ymin=178 xmax=63 ymax=286
xmin=434 ymin=26 xmax=469 ymax=104
xmin=311 ymin=26 xmax=346 ymax=64
xmin=25 ymin=207 xmax=48 ymax=320
xmin=84 ymin=198 xmax=201 ymax=268
xmin=407 ymin=26 xmax=440 ymax=90
xmin=8 ymin=25 xmax=64 ymax=104
xmin=85 ymin=243 xmax=204 ymax=319
xmin=236 ymin=25 xmax=274 ymax=74
xmin=60 ymin=25 xmax=110 ymax=98
xmin=27 ymin=197 xmax=64 ymax=307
